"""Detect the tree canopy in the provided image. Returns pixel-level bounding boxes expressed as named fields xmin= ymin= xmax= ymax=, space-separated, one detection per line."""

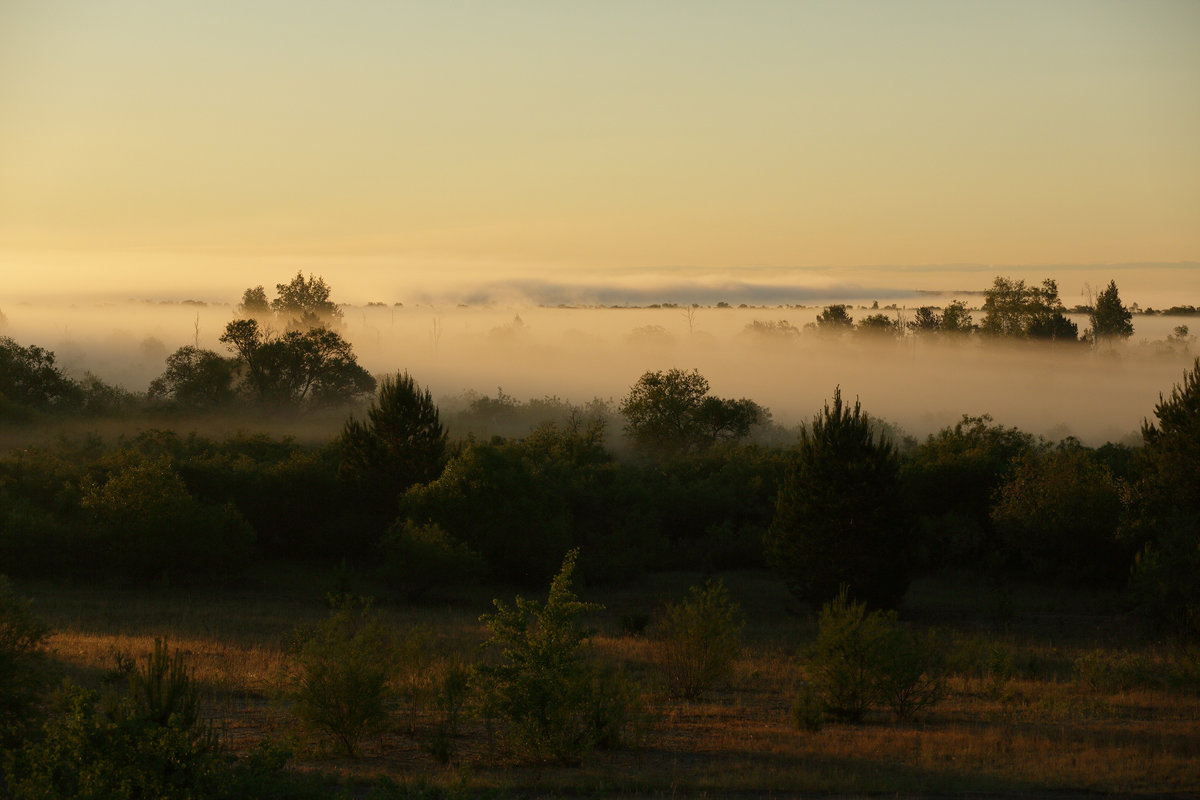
xmin=619 ymin=369 xmax=768 ymax=457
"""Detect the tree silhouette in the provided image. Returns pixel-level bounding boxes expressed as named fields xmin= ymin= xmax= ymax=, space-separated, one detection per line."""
xmin=765 ymin=388 xmax=909 ymax=608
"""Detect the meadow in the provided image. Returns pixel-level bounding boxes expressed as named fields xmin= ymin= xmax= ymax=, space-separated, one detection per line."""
xmin=17 ymin=564 xmax=1200 ymax=797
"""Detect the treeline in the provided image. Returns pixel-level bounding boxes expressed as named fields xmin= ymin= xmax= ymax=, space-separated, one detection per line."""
xmin=2 ymin=353 xmax=1199 ymax=639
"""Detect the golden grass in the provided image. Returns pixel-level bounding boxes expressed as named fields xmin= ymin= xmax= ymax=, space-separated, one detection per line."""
xmin=15 ymin=568 xmax=1200 ymax=796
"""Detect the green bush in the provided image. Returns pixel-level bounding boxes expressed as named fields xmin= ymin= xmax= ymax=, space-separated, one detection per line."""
xmin=289 ymin=598 xmax=397 ymax=758
xmin=379 ymin=521 xmax=484 ymax=601
xmin=0 ymin=576 xmax=51 ymax=746
xmin=805 ymin=588 xmax=946 ymax=723
xmin=651 ymin=579 xmax=743 ymax=699
xmin=477 ymin=549 xmax=637 ymax=764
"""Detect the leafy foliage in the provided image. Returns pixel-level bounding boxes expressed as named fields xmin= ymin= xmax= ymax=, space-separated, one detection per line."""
xmin=981 ymin=276 xmax=1078 ymax=341
xmin=477 ymin=550 xmax=632 ymax=763
xmin=806 ymin=588 xmax=946 ymax=723
xmin=290 ymin=598 xmax=397 ymax=758
xmin=379 ymin=521 xmax=484 ymax=601
xmin=147 ymin=346 xmax=237 ymax=408
xmin=620 ymin=368 xmax=767 ymax=458
xmin=0 ymin=337 xmax=80 ymax=417
xmin=651 ymin=579 xmax=743 ymax=699
xmin=765 ymin=388 xmax=909 ymax=608
xmin=991 ymin=443 xmax=1129 ymax=586
xmin=219 ymin=319 xmax=375 ymax=407
xmin=0 ymin=577 xmax=50 ymax=747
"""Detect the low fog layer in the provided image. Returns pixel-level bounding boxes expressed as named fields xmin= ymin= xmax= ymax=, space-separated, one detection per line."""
xmin=3 ymin=298 xmax=1196 ymax=446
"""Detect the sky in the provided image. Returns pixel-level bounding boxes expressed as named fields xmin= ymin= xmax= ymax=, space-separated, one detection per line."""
xmin=1 ymin=0 xmax=1198 ymax=303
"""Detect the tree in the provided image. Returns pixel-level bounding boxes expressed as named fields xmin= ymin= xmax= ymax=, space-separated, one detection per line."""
xmin=1092 ymin=280 xmax=1133 ymax=345
xmin=940 ymin=300 xmax=975 ymax=334
xmin=272 ymin=271 xmax=343 ymax=330
xmin=340 ymin=371 xmax=448 ymax=516
xmin=619 ymin=369 xmax=767 ymax=457
xmin=218 ymin=320 xmax=375 ymax=407
xmin=907 ymin=307 xmax=942 ymax=334
xmin=1132 ymin=358 xmax=1200 ymax=638
xmin=991 ymin=444 xmax=1128 ymax=585
xmin=981 ymin=276 xmax=1077 ymax=341
xmin=814 ymin=304 xmax=854 ymax=331
xmin=765 ymin=388 xmax=909 ymax=608
xmin=856 ymin=313 xmax=900 ymax=337
xmin=238 ymin=285 xmax=271 ymax=317
xmin=0 ymin=337 xmax=80 ymax=414
xmin=147 ymin=346 xmax=237 ymax=408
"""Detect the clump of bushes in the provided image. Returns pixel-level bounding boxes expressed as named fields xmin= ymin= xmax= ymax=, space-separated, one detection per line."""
xmin=651 ymin=579 xmax=743 ymax=699
xmin=798 ymin=588 xmax=947 ymax=727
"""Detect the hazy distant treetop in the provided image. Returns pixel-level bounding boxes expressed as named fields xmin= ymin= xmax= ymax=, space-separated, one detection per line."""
xmin=814 ymin=304 xmax=854 ymax=331
xmin=271 ymin=272 xmax=343 ymax=330
xmin=856 ymin=313 xmax=901 ymax=337
xmin=742 ymin=319 xmax=800 ymax=341
xmin=981 ymin=276 xmax=1077 ymax=342
xmin=238 ymin=286 xmax=271 ymax=317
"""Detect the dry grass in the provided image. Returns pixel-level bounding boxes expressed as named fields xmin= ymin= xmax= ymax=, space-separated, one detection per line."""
xmin=15 ymin=567 xmax=1200 ymax=796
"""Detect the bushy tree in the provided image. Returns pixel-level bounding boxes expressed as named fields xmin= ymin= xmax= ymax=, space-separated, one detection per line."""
xmin=856 ymin=313 xmax=901 ymax=337
xmin=907 ymin=307 xmax=942 ymax=333
xmin=981 ymin=276 xmax=1077 ymax=341
xmin=218 ymin=319 xmax=375 ymax=407
xmin=272 ymin=272 xmax=343 ymax=330
xmin=991 ymin=443 xmax=1129 ymax=586
xmin=765 ymin=388 xmax=909 ymax=608
xmin=80 ymin=455 xmax=254 ymax=583
xmin=814 ymin=304 xmax=853 ymax=330
xmin=378 ymin=521 xmax=484 ymax=601
xmin=147 ymin=346 xmax=237 ymax=408
xmin=339 ymin=372 xmax=447 ymax=517
xmin=619 ymin=369 xmax=767 ymax=458
xmin=0 ymin=337 xmax=80 ymax=415
xmin=237 ymin=285 xmax=271 ymax=317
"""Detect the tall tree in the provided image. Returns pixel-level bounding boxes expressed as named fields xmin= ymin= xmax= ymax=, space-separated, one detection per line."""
xmin=814 ymin=304 xmax=854 ymax=331
xmin=1092 ymin=280 xmax=1134 ymax=345
xmin=765 ymin=388 xmax=909 ymax=608
xmin=340 ymin=372 xmax=448 ymax=516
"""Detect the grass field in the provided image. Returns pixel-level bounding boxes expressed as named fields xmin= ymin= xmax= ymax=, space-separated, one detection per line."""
xmin=17 ymin=566 xmax=1200 ymax=797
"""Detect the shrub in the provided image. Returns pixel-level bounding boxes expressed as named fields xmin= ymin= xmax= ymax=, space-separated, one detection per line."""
xmin=0 ymin=576 xmax=51 ymax=746
xmin=651 ymin=579 xmax=743 ymax=699
xmin=476 ymin=549 xmax=636 ymax=764
xmin=804 ymin=588 xmax=946 ymax=724
xmin=379 ymin=521 xmax=484 ymax=601
xmin=289 ymin=598 xmax=397 ymax=758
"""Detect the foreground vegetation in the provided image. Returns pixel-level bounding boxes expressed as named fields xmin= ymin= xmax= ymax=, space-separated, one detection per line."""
xmin=3 ymin=567 xmax=1198 ymax=797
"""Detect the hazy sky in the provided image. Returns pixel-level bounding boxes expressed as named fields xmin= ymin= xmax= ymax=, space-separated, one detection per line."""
xmin=2 ymin=1 xmax=1197 ymax=300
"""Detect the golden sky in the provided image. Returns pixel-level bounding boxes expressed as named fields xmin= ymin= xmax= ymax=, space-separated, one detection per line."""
xmin=1 ymin=1 xmax=1197 ymax=296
